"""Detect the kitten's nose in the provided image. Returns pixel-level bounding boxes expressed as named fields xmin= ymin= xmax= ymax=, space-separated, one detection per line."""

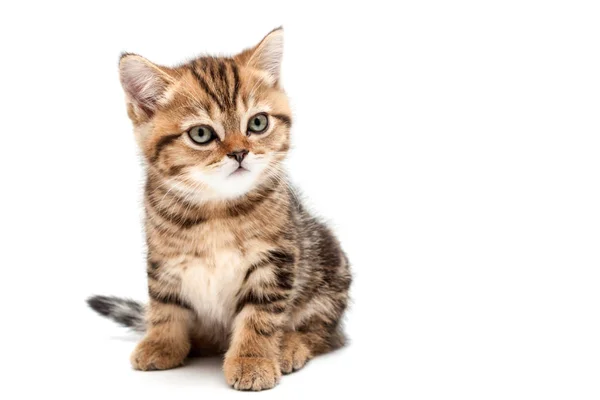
xmin=227 ymin=149 xmax=249 ymax=163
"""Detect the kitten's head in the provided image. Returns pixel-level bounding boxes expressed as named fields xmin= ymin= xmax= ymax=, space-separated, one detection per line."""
xmin=119 ymin=28 xmax=291 ymax=201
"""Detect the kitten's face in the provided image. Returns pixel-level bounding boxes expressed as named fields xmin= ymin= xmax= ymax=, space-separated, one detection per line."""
xmin=120 ymin=29 xmax=291 ymax=201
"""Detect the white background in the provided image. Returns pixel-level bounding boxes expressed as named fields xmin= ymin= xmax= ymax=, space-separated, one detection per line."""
xmin=1 ymin=1 xmax=599 ymax=399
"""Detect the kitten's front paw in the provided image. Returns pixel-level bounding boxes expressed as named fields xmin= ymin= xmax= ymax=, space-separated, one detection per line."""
xmin=131 ymin=338 xmax=189 ymax=371
xmin=223 ymin=356 xmax=281 ymax=391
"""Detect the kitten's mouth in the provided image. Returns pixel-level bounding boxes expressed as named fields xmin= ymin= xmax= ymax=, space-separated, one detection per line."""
xmin=229 ymin=166 xmax=249 ymax=176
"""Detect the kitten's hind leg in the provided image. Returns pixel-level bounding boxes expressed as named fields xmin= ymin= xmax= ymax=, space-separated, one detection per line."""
xmin=279 ymin=331 xmax=312 ymax=374
xmin=131 ymin=301 xmax=193 ymax=371
xmin=279 ymin=319 xmax=346 ymax=374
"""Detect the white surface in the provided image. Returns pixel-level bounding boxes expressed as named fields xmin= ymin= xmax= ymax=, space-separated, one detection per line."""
xmin=1 ymin=1 xmax=599 ymax=399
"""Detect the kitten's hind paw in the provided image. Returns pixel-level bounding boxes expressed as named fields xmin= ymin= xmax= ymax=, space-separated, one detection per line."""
xmin=279 ymin=332 xmax=312 ymax=374
xmin=130 ymin=338 xmax=188 ymax=371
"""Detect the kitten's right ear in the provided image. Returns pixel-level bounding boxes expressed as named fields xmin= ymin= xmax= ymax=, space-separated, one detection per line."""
xmin=236 ymin=27 xmax=284 ymax=84
xmin=119 ymin=53 xmax=172 ymax=119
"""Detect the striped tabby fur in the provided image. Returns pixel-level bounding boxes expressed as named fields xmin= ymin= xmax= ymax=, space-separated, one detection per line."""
xmin=87 ymin=28 xmax=351 ymax=391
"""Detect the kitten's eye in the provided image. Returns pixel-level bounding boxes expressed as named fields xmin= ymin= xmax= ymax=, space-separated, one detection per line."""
xmin=247 ymin=113 xmax=269 ymax=134
xmin=188 ymin=125 xmax=216 ymax=145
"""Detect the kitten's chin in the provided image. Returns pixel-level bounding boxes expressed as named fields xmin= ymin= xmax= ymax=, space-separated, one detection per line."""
xmin=187 ymin=167 xmax=263 ymax=201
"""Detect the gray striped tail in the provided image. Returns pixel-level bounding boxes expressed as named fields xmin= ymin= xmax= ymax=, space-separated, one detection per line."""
xmin=87 ymin=295 xmax=146 ymax=333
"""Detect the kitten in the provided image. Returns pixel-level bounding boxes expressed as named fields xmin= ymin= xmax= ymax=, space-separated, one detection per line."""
xmin=87 ymin=27 xmax=351 ymax=391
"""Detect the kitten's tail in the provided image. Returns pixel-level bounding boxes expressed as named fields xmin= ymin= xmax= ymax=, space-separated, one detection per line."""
xmin=86 ymin=295 xmax=146 ymax=333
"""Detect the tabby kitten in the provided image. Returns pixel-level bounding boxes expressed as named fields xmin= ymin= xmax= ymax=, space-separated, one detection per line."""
xmin=87 ymin=28 xmax=351 ymax=391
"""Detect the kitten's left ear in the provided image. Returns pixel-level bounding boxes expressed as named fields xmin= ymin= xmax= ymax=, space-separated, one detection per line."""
xmin=238 ymin=27 xmax=284 ymax=83
xmin=119 ymin=53 xmax=173 ymax=120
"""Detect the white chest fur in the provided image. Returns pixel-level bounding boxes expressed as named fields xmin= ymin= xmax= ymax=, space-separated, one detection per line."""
xmin=178 ymin=248 xmax=247 ymax=328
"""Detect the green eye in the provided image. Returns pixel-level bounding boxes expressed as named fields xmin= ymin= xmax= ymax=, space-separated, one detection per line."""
xmin=188 ymin=125 xmax=216 ymax=145
xmin=247 ymin=113 xmax=269 ymax=134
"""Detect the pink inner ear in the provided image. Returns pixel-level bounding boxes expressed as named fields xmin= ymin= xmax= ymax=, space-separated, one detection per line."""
xmin=120 ymin=57 xmax=167 ymax=116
